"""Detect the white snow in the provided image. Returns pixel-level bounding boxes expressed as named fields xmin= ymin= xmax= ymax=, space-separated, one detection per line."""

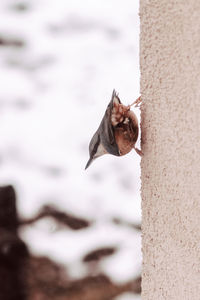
xmin=0 ymin=0 xmax=141 ymax=290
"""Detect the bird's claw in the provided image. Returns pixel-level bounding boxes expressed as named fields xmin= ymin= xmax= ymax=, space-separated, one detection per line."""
xmin=130 ymin=96 xmax=142 ymax=107
xmin=134 ymin=147 xmax=143 ymax=156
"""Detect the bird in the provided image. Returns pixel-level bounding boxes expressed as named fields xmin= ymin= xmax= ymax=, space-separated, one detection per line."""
xmin=85 ymin=90 xmax=142 ymax=169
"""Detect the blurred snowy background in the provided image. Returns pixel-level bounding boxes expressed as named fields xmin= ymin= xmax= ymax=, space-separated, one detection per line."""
xmin=0 ymin=0 xmax=141 ymax=299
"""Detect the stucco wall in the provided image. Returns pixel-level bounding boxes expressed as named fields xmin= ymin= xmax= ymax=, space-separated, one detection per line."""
xmin=140 ymin=1 xmax=200 ymax=299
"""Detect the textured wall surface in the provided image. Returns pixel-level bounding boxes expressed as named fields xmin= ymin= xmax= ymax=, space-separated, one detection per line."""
xmin=140 ymin=1 xmax=200 ymax=299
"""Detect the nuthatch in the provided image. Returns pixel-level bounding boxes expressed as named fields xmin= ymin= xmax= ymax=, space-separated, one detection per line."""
xmin=85 ymin=90 xmax=142 ymax=169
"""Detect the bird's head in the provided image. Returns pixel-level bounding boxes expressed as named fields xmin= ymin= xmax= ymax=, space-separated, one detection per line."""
xmin=85 ymin=131 xmax=108 ymax=169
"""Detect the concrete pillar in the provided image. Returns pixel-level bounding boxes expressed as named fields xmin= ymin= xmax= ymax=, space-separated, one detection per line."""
xmin=140 ymin=1 xmax=200 ymax=299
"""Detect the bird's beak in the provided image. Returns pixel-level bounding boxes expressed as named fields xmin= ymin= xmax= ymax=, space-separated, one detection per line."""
xmin=85 ymin=157 xmax=93 ymax=170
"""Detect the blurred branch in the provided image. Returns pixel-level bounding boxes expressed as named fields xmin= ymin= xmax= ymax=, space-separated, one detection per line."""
xmin=0 ymin=185 xmax=141 ymax=299
xmin=61 ymin=274 xmax=141 ymax=300
xmin=112 ymin=217 xmax=141 ymax=231
xmin=28 ymin=256 xmax=141 ymax=300
xmin=0 ymin=185 xmax=18 ymax=233
xmin=19 ymin=205 xmax=91 ymax=230
xmin=0 ymin=36 xmax=24 ymax=47
xmin=83 ymin=247 xmax=117 ymax=263
xmin=0 ymin=186 xmax=29 ymax=300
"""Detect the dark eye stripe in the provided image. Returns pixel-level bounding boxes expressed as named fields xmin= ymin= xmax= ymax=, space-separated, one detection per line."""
xmin=91 ymin=134 xmax=100 ymax=157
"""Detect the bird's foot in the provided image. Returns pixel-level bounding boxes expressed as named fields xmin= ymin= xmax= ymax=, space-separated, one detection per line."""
xmin=130 ymin=96 xmax=142 ymax=108
xmin=134 ymin=147 xmax=143 ymax=156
